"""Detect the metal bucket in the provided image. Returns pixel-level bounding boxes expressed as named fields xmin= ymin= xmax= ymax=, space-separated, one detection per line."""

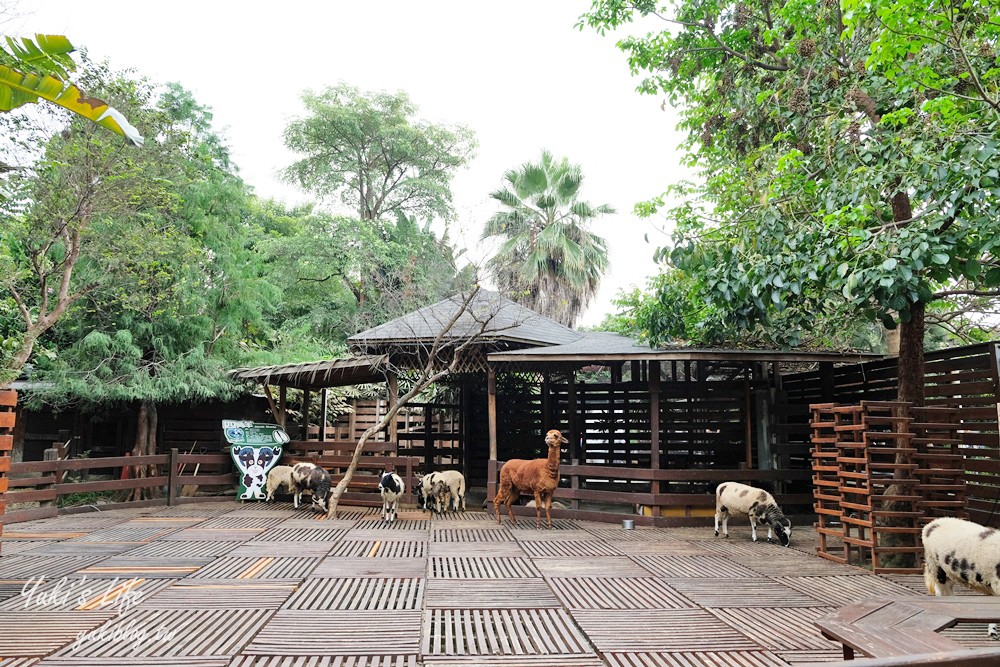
xmin=622 ymin=519 xmax=635 ymax=530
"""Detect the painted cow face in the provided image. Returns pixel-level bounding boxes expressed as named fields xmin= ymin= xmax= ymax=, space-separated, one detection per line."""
xmin=233 ymin=446 xmax=255 ymax=473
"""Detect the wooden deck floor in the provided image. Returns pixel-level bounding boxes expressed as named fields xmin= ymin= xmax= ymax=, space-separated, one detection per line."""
xmin=0 ymin=501 xmax=992 ymax=666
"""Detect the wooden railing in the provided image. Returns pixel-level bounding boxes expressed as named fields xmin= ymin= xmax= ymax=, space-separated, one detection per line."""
xmin=486 ymin=459 xmax=811 ymax=526
xmin=285 ymin=440 xmax=418 ymax=507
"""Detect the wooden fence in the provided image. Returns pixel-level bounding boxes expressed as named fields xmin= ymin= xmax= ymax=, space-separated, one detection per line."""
xmin=1 ymin=433 xmax=421 ymax=526
xmin=0 ymin=389 xmax=15 ymax=550
xmin=486 ymin=459 xmax=811 ymax=526
xmin=785 ymin=342 xmax=1000 ymax=526
xmin=284 ymin=439 xmax=419 ymax=507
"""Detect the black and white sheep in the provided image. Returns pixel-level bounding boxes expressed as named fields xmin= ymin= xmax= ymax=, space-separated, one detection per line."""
xmin=291 ymin=462 xmax=332 ymax=513
xmin=378 ymin=470 xmax=405 ymax=523
xmin=265 ymin=465 xmax=295 ymax=502
xmin=416 ymin=472 xmax=438 ymax=512
xmin=922 ymin=517 xmax=1000 ymax=596
xmin=714 ymin=481 xmax=792 ymax=546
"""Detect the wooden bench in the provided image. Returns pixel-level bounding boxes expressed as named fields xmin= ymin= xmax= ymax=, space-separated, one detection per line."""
xmin=813 ymin=596 xmax=1000 ymax=663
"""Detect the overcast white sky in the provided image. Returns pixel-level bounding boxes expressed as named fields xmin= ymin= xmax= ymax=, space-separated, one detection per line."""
xmin=14 ymin=1 xmax=688 ymax=326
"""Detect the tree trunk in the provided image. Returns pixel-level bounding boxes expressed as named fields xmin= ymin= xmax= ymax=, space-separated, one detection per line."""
xmin=897 ymin=301 xmax=925 ymax=406
xmin=130 ymin=400 xmax=159 ymax=500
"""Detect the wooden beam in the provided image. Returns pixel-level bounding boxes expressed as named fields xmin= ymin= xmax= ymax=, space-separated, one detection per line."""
xmin=488 ymin=367 xmax=497 ymax=462
xmin=263 ymin=385 xmax=281 ymax=426
xmin=387 ymin=370 xmax=398 ymax=446
xmin=320 ymin=388 xmax=329 ymax=440
xmin=278 ymin=386 xmax=287 ymax=430
xmin=302 ymin=389 xmax=311 ymax=440
xmin=649 ymin=361 xmax=661 ymax=518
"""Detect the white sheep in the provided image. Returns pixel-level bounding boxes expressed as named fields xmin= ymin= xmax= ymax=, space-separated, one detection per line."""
xmin=714 ymin=481 xmax=791 ymax=546
xmin=265 ymin=465 xmax=295 ymax=502
xmin=378 ymin=470 xmax=405 ymax=523
xmin=431 ymin=470 xmax=466 ymax=513
xmin=291 ymin=462 xmax=332 ymax=513
xmin=922 ymin=517 xmax=1000 ymax=596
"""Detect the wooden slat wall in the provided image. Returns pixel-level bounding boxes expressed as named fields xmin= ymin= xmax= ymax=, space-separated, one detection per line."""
xmin=0 ymin=389 xmax=16 ymax=550
xmin=784 ymin=342 xmax=1000 ymax=527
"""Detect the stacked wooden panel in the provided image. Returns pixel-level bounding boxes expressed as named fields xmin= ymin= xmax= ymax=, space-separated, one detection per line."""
xmin=834 ymin=401 xmax=923 ymax=573
xmin=0 ymin=389 xmax=15 ymax=553
xmin=911 ymin=406 xmax=968 ymax=522
xmin=810 ymin=403 xmax=845 ymax=564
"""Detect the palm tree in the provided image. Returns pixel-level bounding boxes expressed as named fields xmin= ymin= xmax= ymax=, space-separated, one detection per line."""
xmin=482 ymin=151 xmax=613 ymax=327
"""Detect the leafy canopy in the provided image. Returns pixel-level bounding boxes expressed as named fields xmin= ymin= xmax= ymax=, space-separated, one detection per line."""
xmin=580 ymin=0 xmax=1000 ymax=350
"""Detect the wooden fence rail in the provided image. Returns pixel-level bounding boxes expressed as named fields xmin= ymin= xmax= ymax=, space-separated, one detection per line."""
xmin=486 ymin=459 xmax=811 ymax=526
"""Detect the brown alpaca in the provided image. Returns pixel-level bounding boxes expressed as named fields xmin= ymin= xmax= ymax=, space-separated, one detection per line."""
xmin=494 ymin=429 xmax=568 ymax=528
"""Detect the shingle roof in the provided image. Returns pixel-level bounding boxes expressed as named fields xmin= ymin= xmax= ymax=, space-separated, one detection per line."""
xmin=230 ymin=355 xmax=388 ymax=389
xmin=348 ymin=290 xmax=582 ymax=351
xmin=488 ymin=331 xmax=882 ymax=364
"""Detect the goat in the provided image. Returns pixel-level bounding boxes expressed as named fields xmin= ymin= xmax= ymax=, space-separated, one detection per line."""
xmin=291 ymin=462 xmax=332 ymax=513
xmin=714 ymin=481 xmax=791 ymax=546
xmin=378 ymin=470 xmax=405 ymax=523
xmin=265 ymin=465 xmax=295 ymax=502
xmin=493 ymin=429 xmax=567 ymax=529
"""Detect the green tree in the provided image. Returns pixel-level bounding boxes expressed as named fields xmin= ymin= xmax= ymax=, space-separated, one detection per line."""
xmin=482 ymin=150 xmax=614 ymax=327
xmin=0 ymin=34 xmax=142 ymax=145
xmin=581 ymin=0 xmax=1000 ymax=402
xmin=8 ymin=81 xmax=280 ymax=467
xmin=0 ymin=66 xmax=173 ymax=388
xmin=283 ymin=84 xmax=476 ymax=222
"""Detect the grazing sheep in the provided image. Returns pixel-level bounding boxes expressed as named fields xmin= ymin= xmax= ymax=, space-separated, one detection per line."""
xmin=923 ymin=517 xmax=1000 ymax=596
xmin=265 ymin=465 xmax=295 ymax=502
xmin=431 ymin=470 xmax=466 ymax=513
xmin=378 ymin=470 xmax=405 ymax=523
xmin=291 ymin=462 xmax=332 ymax=513
xmin=714 ymin=482 xmax=792 ymax=546
xmin=416 ymin=472 xmax=438 ymax=512
xmin=494 ymin=429 xmax=568 ymax=529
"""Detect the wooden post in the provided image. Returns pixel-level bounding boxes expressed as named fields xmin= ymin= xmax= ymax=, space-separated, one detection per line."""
xmin=542 ymin=372 xmax=551 ymax=428
xmin=168 ymin=448 xmax=179 ymax=506
xmin=649 ymin=361 xmax=661 ymax=518
xmin=320 ymin=388 xmax=329 ymax=440
xmin=278 ymin=386 xmax=287 ymax=429
xmin=744 ymin=364 xmax=753 ymax=469
xmin=488 ymin=367 xmax=498 ymax=462
xmin=302 ymin=389 xmax=312 ymax=440
xmin=0 ymin=389 xmax=16 ymax=553
xmin=42 ymin=447 xmax=59 ymax=508
xmin=387 ymin=371 xmax=398 ymax=447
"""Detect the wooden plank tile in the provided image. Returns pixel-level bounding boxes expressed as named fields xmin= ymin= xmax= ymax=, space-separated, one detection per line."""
xmin=512 ymin=529 xmax=594 ymax=542
xmin=432 ymin=529 xmax=514 ymax=543
xmin=423 ymin=656 xmax=603 ymax=667
xmin=283 ymin=578 xmax=424 ymax=611
xmin=310 ymin=558 xmax=427 ymax=578
xmin=709 ymin=606 xmax=840 ymax=650
xmin=430 ymin=557 xmax=541 ymax=579
xmin=327 ymin=540 xmax=427 ymax=558
xmin=0 ymin=612 xmax=114 ymax=656
xmin=231 ymin=657 xmax=417 ymax=667
xmin=666 ymin=578 xmax=827 ymax=608
xmin=245 ymin=610 xmax=422 ymax=655
xmin=0 ymin=555 xmax=101 ymax=579
xmin=194 ymin=516 xmax=288 ymax=530
xmin=630 ymin=555 xmax=760 ymax=578
xmin=428 ymin=541 xmax=526 ymax=557
xmin=37 ymin=658 xmax=230 ymax=667
xmin=571 ymin=609 xmax=760 ymax=652
xmin=518 ymin=540 xmax=623 ymax=558
xmin=775 ymin=650 xmax=846 ymax=664
xmin=533 ymin=557 xmax=653 ymax=578
xmin=228 ymin=541 xmax=333 ymax=558
xmin=139 ymin=581 xmax=296 ymax=609
xmin=778 ymin=575 xmax=917 ymax=607
xmin=116 ymin=540 xmax=237 ymax=558
xmin=52 ymin=608 xmax=273 ymax=657
xmin=0 ymin=576 xmax=174 ymax=611
xmin=423 ymin=609 xmax=592 ymax=656
xmin=189 ymin=557 xmax=319 ymax=580
xmin=550 ymin=577 xmax=697 ymax=610
xmin=604 ymin=651 xmax=790 ymax=666
xmin=425 ymin=579 xmax=560 ymax=609
xmin=608 ymin=541 xmax=716 ymax=556
xmin=160 ymin=528 xmax=264 ymax=542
